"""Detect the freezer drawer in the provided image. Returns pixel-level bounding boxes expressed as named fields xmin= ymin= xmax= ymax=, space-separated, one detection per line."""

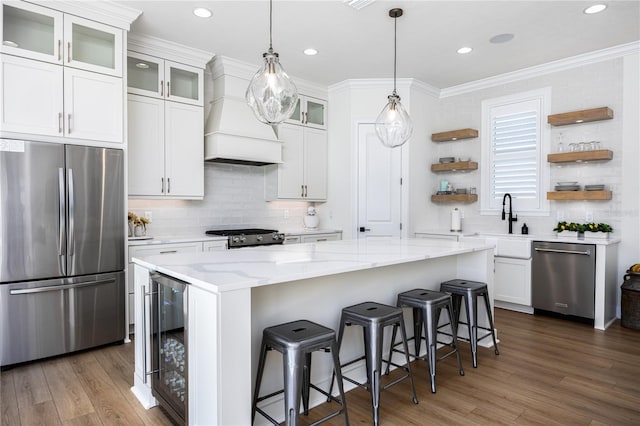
xmin=0 ymin=271 xmax=125 ymax=367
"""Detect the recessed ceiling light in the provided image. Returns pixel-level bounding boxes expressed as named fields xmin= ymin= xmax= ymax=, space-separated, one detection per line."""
xmin=584 ymin=4 xmax=607 ymax=14
xmin=303 ymin=48 xmax=318 ymax=56
xmin=490 ymin=33 xmax=515 ymax=44
xmin=193 ymin=7 xmax=212 ymax=18
xmin=135 ymin=62 xmax=149 ymax=69
xmin=457 ymin=47 xmax=473 ymax=54
xmin=343 ymin=0 xmax=376 ymax=10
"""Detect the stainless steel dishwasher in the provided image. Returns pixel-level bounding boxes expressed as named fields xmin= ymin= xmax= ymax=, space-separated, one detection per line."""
xmin=532 ymin=241 xmax=596 ymax=320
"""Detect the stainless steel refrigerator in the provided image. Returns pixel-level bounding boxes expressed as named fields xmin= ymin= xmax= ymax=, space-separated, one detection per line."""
xmin=0 ymin=139 xmax=125 ymax=367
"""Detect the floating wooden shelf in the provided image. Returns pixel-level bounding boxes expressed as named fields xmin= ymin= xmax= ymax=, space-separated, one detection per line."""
xmin=548 ymin=149 xmax=613 ymax=163
xmin=547 ymin=107 xmax=613 ymax=126
xmin=431 ymin=194 xmax=478 ymax=203
xmin=431 ymin=128 xmax=478 ymax=142
xmin=431 ymin=161 xmax=478 ymax=172
xmin=547 ymin=190 xmax=611 ymax=201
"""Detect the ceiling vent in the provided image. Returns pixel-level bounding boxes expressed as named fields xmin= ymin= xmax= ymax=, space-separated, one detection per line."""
xmin=342 ymin=0 xmax=376 ymax=11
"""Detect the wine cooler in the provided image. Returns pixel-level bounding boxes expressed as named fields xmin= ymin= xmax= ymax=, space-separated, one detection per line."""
xmin=150 ymin=272 xmax=188 ymax=424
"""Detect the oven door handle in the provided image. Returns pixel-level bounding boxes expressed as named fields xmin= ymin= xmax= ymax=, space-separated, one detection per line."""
xmin=534 ymin=247 xmax=591 ymax=256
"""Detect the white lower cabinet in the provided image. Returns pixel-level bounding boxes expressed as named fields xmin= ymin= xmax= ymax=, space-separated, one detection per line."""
xmin=203 ymin=240 xmax=228 ymax=251
xmin=283 ymin=232 xmax=342 ymax=244
xmin=265 ymin=123 xmax=327 ymax=200
xmin=128 ymin=242 xmax=203 ymax=328
xmin=128 ymin=94 xmax=203 ymax=198
xmin=283 ymin=235 xmax=301 ymax=245
xmin=494 ymin=256 xmax=532 ymax=306
xmin=1 ymin=54 xmax=122 ymax=143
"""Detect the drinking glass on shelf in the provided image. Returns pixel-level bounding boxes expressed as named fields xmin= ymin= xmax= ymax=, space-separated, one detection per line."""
xmin=591 ymin=141 xmax=601 ymax=150
xmin=578 ymin=142 xmax=588 ymax=151
xmin=568 ymin=143 xmax=577 ymax=152
xmin=557 ymin=132 xmax=565 ymax=153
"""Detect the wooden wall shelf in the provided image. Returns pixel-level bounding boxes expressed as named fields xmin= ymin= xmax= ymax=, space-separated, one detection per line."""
xmin=547 ymin=190 xmax=611 ymax=201
xmin=547 ymin=107 xmax=613 ymax=126
xmin=431 ymin=128 xmax=478 ymax=142
xmin=548 ymin=150 xmax=613 ymax=163
xmin=431 ymin=194 xmax=478 ymax=203
xmin=431 ymin=161 xmax=478 ymax=172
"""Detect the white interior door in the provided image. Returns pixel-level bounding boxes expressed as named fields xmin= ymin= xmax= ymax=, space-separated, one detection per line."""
xmin=357 ymin=123 xmax=402 ymax=238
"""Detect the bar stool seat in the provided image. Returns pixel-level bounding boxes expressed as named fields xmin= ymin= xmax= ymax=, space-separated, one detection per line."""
xmin=329 ymin=301 xmax=418 ymax=426
xmin=439 ymin=279 xmax=499 ymax=368
xmin=252 ymin=320 xmax=349 ymax=426
xmin=386 ymin=289 xmax=464 ymax=393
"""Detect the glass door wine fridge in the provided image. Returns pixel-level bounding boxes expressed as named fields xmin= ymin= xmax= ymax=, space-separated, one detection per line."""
xmin=150 ymin=272 xmax=188 ymax=424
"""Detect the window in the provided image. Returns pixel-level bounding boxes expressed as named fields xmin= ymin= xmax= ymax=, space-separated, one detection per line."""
xmin=481 ymin=88 xmax=550 ymax=215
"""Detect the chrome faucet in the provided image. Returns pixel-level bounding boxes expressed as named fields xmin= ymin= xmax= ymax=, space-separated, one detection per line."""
xmin=501 ymin=193 xmax=518 ymax=234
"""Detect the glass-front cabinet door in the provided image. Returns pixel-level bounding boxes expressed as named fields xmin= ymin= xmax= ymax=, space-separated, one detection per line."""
xmin=64 ymin=14 xmax=122 ymax=76
xmin=286 ymin=96 xmax=327 ymax=129
xmin=127 ymin=51 xmax=164 ymax=98
xmin=1 ymin=1 xmax=63 ymax=64
xmin=165 ymin=61 xmax=203 ymax=106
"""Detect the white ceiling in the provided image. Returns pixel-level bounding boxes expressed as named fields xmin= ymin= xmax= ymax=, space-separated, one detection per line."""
xmin=118 ymin=0 xmax=640 ymax=89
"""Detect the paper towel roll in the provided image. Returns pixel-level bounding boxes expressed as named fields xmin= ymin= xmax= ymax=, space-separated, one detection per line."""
xmin=450 ymin=208 xmax=462 ymax=232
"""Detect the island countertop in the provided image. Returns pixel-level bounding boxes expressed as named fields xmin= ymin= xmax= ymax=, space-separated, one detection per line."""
xmin=132 ymin=237 xmax=495 ymax=293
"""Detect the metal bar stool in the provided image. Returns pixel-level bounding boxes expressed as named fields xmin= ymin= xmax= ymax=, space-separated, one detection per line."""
xmin=252 ymin=320 xmax=349 ymax=426
xmin=439 ymin=279 xmax=500 ymax=368
xmin=329 ymin=302 xmax=418 ymax=426
xmin=385 ymin=289 xmax=464 ymax=393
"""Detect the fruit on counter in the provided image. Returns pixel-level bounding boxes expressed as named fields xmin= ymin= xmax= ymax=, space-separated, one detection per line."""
xmin=631 ymin=264 xmax=640 ymax=273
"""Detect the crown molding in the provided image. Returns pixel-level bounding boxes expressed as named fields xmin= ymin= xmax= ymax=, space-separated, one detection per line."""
xmin=128 ymin=33 xmax=214 ymax=68
xmin=27 ymin=1 xmax=141 ymax=30
xmin=441 ymin=41 xmax=640 ymax=98
xmin=329 ymin=78 xmax=439 ymax=98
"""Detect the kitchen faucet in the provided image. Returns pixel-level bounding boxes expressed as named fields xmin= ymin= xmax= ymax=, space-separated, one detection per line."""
xmin=502 ymin=193 xmax=518 ymax=234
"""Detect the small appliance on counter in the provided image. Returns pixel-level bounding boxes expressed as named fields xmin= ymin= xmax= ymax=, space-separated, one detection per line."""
xmin=303 ymin=206 xmax=319 ymax=229
xmin=450 ymin=208 xmax=462 ymax=232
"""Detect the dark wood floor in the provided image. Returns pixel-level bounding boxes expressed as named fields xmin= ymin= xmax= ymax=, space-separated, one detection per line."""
xmin=2 ymin=309 xmax=640 ymax=425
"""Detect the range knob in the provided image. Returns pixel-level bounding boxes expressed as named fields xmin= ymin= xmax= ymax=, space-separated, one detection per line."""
xmin=232 ymin=237 xmax=240 ymax=243
xmin=239 ymin=236 xmax=246 ymax=243
xmin=272 ymin=233 xmax=280 ymax=241
xmin=256 ymin=235 xmax=263 ymax=242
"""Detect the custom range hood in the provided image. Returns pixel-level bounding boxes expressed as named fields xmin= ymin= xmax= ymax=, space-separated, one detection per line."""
xmin=204 ymin=56 xmax=283 ymax=166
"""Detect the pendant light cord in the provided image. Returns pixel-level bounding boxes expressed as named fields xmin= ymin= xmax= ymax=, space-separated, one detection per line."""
xmin=269 ymin=0 xmax=273 ymax=50
xmin=393 ymin=13 xmax=397 ymax=94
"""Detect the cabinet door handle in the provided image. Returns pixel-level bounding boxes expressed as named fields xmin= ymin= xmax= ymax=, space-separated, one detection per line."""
xmin=67 ymin=114 xmax=72 ymax=133
xmin=159 ymin=250 xmax=177 ymax=254
xmin=167 ymin=177 xmax=171 ymax=193
xmin=301 ymin=185 xmax=304 ymax=197
xmin=160 ymin=80 xmax=164 ymax=97
xmin=316 ymin=238 xmax=327 ymax=242
xmin=304 ymin=185 xmax=308 ymax=197
xmin=57 ymin=40 xmax=62 ymax=61
xmin=58 ymin=113 xmax=63 ymax=133
xmin=67 ymin=42 xmax=71 ymax=63
xmin=161 ymin=177 xmax=165 ymax=193
xmin=167 ymin=81 xmax=170 ymax=98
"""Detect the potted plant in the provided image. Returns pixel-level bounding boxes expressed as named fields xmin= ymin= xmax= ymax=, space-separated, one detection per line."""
xmin=134 ymin=216 xmax=150 ymax=237
xmin=584 ymin=222 xmax=613 ymax=239
xmin=553 ymin=221 xmax=584 ymax=237
xmin=127 ymin=211 xmax=137 ymax=237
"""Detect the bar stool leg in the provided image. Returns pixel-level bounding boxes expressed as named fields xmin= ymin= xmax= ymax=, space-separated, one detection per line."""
xmin=423 ymin=304 xmax=438 ymax=393
xmin=283 ymin=349 xmax=305 ymax=426
xmin=252 ymin=341 xmax=269 ymax=423
xmin=302 ymin=352 xmax=312 ymax=415
xmin=466 ymin=293 xmax=479 ymax=368
xmin=328 ymin=317 xmax=347 ymax=400
xmin=446 ymin=301 xmax=465 ymax=376
xmin=329 ymin=340 xmax=350 ymax=425
xmin=482 ymin=292 xmax=500 ymax=355
xmin=397 ymin=319 xmax=419 ymax=405
xmin=365 ymin=324 xmax=383 ymax=426
xmin=384 ymin=323 xmax=398 ymax=376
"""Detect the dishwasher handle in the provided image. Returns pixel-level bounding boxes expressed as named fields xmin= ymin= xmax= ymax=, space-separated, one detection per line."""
xmin=534 ymin=247 xmax=591 ymax=256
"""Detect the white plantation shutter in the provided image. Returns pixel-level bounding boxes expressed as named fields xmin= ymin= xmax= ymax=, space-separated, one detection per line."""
xmin=481 ymin=89 xmax=550 ymax=214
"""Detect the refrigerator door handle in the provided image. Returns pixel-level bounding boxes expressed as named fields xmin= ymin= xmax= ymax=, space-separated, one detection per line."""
xmin=57 ymin=168 xmax=66 ymax=257
xmin=9 ymin=278 xmax=116 ymax=295
xmin=68 ymin=168 xmax=75 ymax=256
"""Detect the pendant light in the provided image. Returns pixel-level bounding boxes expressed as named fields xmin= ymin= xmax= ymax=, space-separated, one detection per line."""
xmin=375 ymin=8 xmax=413 ymax=148
xmin=246 ymin=0 xmax=298 ymax=130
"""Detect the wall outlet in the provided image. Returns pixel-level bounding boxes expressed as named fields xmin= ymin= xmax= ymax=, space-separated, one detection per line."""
xmin=144 ymin=211 xmax=153 ymax=222
xmin=284 ymin=209 xmax=289 ymax=219
xmin=586 ymin=211 xmax=594 ymax=222
xmin=556 ymin=210 xmax=565 ymax=221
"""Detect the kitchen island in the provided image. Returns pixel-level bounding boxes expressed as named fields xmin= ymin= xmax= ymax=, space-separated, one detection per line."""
xmin=131 ymin=238 xmax=494 ymax=425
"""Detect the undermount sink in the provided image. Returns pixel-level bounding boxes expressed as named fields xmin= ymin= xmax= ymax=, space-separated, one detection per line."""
xmin=475 ymin=233 xmax=532 ymax=259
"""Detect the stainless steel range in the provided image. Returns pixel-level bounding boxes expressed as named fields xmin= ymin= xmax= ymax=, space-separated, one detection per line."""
xmin=205 ymin=228 xmax=285 ymax=249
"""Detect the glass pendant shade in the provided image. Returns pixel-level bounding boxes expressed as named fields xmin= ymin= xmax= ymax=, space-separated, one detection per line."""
xmin=375 ymin=93 xmax=413 ymax=148
xmin=246 ymin=49 xmax=298 ymax=125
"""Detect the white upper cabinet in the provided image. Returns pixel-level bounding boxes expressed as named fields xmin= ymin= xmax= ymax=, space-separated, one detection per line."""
xmin=286 ymin=95 xmax=327 ymax=129
xmin=265 ymin=123 xmax=327 ymax=201
xmin=2 ymin=2 xmax=122 ymax=77
xmin=127 ymin=51 xmax=203 ymax=106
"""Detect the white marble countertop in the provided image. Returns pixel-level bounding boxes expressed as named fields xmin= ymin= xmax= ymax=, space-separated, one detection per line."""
xmin=128 ymin=234 xmax=227 ymax=246
xmin=461 ymin=232 xmax=620 ymax=246
xmin=132 ymin=237 xmax=494 ymax=294
xmin=282 ymin=228 xmax=342 ymax=235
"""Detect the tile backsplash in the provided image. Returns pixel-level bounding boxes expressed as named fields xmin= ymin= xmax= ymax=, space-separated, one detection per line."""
xmin=128 ymin=163 xmax=312 ymax=236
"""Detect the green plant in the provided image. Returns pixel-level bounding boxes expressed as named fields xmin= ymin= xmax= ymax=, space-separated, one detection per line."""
xmin=585 ymin=222 xmax=613 ymax=233
xmin=554 ymin=221 xmax=612 ymax=233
